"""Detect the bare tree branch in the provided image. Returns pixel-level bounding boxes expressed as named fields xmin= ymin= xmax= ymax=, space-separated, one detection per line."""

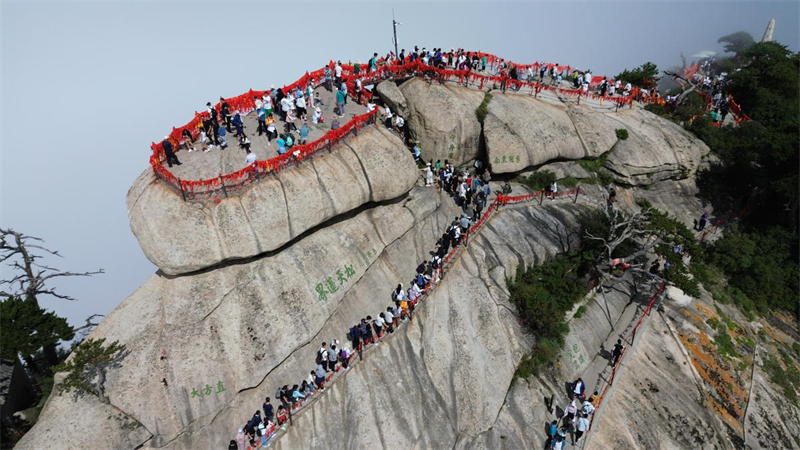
xmin=1 ymin=227 xmax=104 ymax=308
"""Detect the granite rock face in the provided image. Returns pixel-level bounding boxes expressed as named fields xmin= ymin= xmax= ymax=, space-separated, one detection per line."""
xmin=20 ymin=194 xmax=598 ymax=450
xmin=21 ymin=73 xmax=793 ymax=450
xmin=481 ymin=92 xmax=710 ymax=184
xmin=19 ymin=187 xmax=461 ymax=450
xmin=375 ymin=80 xmax=409 ymax=118
xmin=396 ymin=77 xmax=485 ymax=166
xmin=602 ymin=109 xmax=711 ymax=184
xmin=127 ymin=126 xmax=418 ymax=275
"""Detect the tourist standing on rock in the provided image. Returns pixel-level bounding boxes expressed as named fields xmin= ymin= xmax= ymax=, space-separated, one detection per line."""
xmin=571 ymin=378 xmax=585 ymax=400
xmin=228 ymin=439 xmax=237 ymax=450
xmin=421 ymin=162 xmax=434 ymax=186
xmin=354 ymin=77 xmax=363 ymax=104
xmin=335 ymin=87 xmax=346 ymax=117
xmin=369 ymin=53 xmax=378 ymax=72
xmin=383 ymin=105 xmax=393 ymax=129
xmin=334 ymin=61 xmax=343 ymax=86
xmin=323 ymin=65 xmax=333 ymax=92
xmin=298 ymin=122 xmax=310 ymax=145
xmin=161 ymin=137 xmax=181 ymax=167
xmin=232 ymin=111 xmax=244 ymax=137
xmin=361 ymin=317 xmax=374 ymax=344
xmin=220 ymin=98 xmax=232 ymax=132
xmin=327 ymin=342 xmax=338 ymax=372
xmin=697 ymin=212 xmax=709 ymax=231
xmin=217 ymin=125 xmax=228 ymax=149
xmin=349 ymin=322 xmax=362 ymax=351
xmin=612 ymin=339 xmax=624 ymax=366
xmin=235 ymin=428 xmax=246 ymax=450
xmin=295 ymin=93 xmax=307 ymax=121
xmin=574 ymin=413 xmax=590 ymax=444
xmin=314 ymin=364 xmax=327 ymax=389
xmin=206 ymin=102 xmax=220 ymax=145
xmin=245 ymin=149 xmax=256 ymax=166
xmin=581 ymin=398 xmax=595 ymax=416
xmin=263 ymin=397 xmax=274 ymax=424
xmin=393 ymin=115 xmax=405 ymax=135
xmin=317 ymin=342 xmax=329 ymax=370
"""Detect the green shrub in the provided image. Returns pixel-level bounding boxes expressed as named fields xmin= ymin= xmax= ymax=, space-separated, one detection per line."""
xmin=475 ymin=92 xmax=493 ymax=124
xmin=708 ymin=224 xmax=799 ymax=317
xmin=517 ymin=171 xmax=556 ymax=191
xmin=713 ymin=323 xmax=739 ymax=359
xmin=762 ymin=354 xmax=800 ymax=405
xmin=615 ymin=128 xmax=629 ymax=140
xmin=510 ymin=254 xmax=586 ymax=378
xmin=690 ymin=262 xmax=714 ymax=287
xmin=559 ymin=176 xmax=578 ymax=188
xmin=706 ymin=317 xmax=720 ymax=329
xmin=573 ymin=305 xmax=587 ymax=319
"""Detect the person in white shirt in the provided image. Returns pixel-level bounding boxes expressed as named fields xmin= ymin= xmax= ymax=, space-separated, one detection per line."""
xmin=280 ymin=96 xmax=292 ymax=120
xmin=574 ymin=413 xmax=590 ymax=444
xmin=295 ymin=95 xmax=307 ymax=120
xmin=354 ymin=77 xmax=363 ymax=104
xmin=262 ymin=93 xmax=270 ymax=109
xmin=312 ymin=107 xmax=322 ymax=124
xmin=367 ymin=100 xmax=376 ymax=112
xmin=393 ymin=115 xmax=405 ymax=134
xmin=245 ymin=149 xmax=256 ymax=166
xmin=581 ymin=399 xmax=595 ymax=416
xmin=383 ymin=106 xmax=393 ymax=129
xmin=334 ymin=62 xmax=343 ymax=85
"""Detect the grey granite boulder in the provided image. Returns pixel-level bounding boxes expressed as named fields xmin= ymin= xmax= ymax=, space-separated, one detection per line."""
xmin=127 ymin=126 xmax=418 ymax=275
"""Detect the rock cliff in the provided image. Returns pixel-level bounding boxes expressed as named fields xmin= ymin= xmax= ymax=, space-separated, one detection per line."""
xmin=127 ymin=126 xmax=418 ymax=275
xmin=19 ymin=72 xmax=796 ymax=450
xmin=381 ymin=79 xmax=710 ymax=185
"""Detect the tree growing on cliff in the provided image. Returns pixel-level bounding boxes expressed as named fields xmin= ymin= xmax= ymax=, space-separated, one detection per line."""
xmin=717 ymin=31 xmax=755 ymax=56
xmin=52 ymin=338 xmax=127 ymax=403
xmin=581 ymin=200 xmax=703 ymax=296
xmin=615 ymin=62 xmax=660 ymax=89
xmin=0 ymin=228 xmax=105 ymax=371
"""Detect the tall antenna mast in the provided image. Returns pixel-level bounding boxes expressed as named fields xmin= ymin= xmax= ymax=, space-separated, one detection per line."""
xmin=392 ymin=9 xmax=401 ymax=59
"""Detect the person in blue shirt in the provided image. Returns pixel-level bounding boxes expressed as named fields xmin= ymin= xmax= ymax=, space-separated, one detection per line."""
xmin=217 ymin=126 xmax=227 ymax=149
xmin=276 ymin=136 xmax=286 ymax=155
xmin=233 ymin=111 xmax=244 ymax=137
xmin=262 ymin=397 xmax=274 ymax=424
xmin=299 ymin=123 xmax=310 ymax=145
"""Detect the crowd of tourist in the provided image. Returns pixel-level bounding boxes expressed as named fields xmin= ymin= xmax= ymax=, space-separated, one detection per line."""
xmin=224 ymin=98 xmax=502 ymax=450
xmin=190 ymin=46 xmax=666 ymax=450
xmin=159 ymin=46 xmax=653 ymax=171
xmin=229 ymin=158 xmax=501 ymax=450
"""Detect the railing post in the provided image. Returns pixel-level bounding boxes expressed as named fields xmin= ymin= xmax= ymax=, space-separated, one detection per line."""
xmin=573 ymin=187 xmax=580 ymax=203
xmin=577 ymin=92 xmax=581 ymax=105
xmin=539 ymin=190 xmax=544 ymax=205
xmin=179 ymin=180 xmax=187 ymax=202
xmin=219 ymin=175 xmax=228 ymax=198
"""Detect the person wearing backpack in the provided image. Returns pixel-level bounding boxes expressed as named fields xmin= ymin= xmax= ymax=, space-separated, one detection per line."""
xmin=360 ymin=318 xmax=373 ymax=345
xmin=339 ymin=346 xmax=350 ymax=369
xmin=317 ymin=342 xmax=329 ymax=371
xmin=275 ymin=385 xmax=289 ymax=408
xmin=349 ymin=323 xmax=361 ymax=351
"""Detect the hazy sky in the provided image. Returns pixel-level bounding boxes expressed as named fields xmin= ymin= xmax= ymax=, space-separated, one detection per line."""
xmin=2 ymin=1 xmax=798 ymax=334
